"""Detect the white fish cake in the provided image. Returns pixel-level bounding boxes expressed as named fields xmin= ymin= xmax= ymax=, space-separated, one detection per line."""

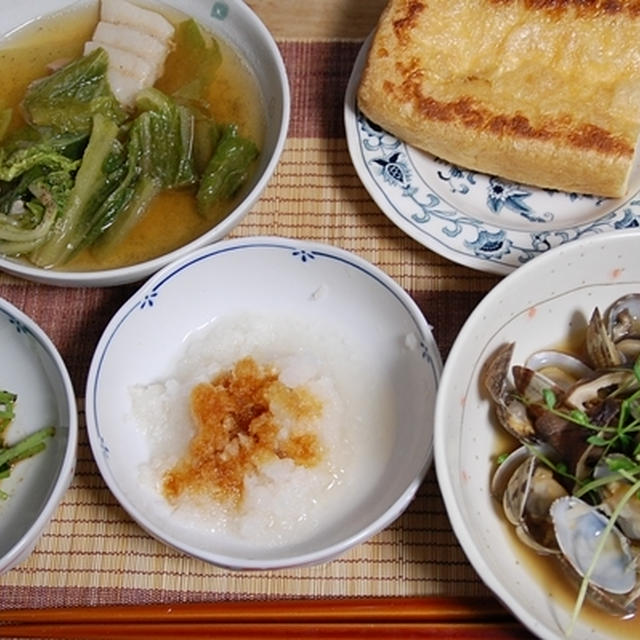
xmin=100 ymin=0 xmax=175 ymax=43
xmin=103 ymin=68 xmax=148 ymax=106
xmin=84 ymin=40 xmax=154 ymax=105
xmin=93 ymin=21 xmax=168 ymax=77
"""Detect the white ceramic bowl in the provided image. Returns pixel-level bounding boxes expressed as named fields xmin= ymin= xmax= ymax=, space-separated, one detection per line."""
xmin=435 ymin=228 xmax=640 ymax=640
xmin=86 ymin=236 xmax=442 ymax=569
xmin=0 ymin=298 xmax=77 ymax=575
xmin=0 ymin=0 xmax=289 ymax=287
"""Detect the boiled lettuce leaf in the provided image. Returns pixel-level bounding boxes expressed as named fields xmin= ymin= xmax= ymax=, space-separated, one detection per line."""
xmin=0 ymin=168 xmax=75 ymax=255
xmin=22 ymin=47 xmax=127 ymax=133
xmin=134 ymin=88 xmax=196 ymax=189
xmin=93 ymin=88 xmax=199 ymax=252
xmin=0 ymin=125 xmax=88 ymax=161
xmin=0 ymin=36 xmax=258 ymax=265
xmin=0 ymin=144 xmax=80 ymax=182
xmin=160 ymin=18 xmax=222 ymax=102
xmin=196 ymin=124 xmax=258 ymax=220
xmin=30 ymin=113 xmax=125 ymax=267
xmin=0 ymin=124 xmax=88 ymax=255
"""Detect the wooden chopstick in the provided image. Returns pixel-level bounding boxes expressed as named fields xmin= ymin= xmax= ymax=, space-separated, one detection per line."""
xmin=0 ymin=620 xmax=533 ymax=639
xmin=0 ymin=596 xmax=510 ymax=625
xmin=0 ymin=597 xmax=533 ymax=639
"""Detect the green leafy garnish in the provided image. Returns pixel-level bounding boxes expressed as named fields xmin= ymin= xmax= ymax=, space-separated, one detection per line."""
xmin=0 ymin=391 xmax=55 ymax=500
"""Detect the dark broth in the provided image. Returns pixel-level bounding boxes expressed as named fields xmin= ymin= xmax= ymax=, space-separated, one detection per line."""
xmin=497 ymin=512 xmax=640 ymax=638
xmin=0 ymin=1 xmax=265 ymax=271
xmin=492 ymin=346 xmax=640 ymax=638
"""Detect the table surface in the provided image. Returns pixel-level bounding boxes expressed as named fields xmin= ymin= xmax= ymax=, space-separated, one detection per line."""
xmin=0 ymin=0 xmax=525 ymax=632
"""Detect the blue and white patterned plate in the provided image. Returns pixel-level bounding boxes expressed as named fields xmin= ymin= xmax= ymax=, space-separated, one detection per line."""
xmin=344 ymin=38 xmax=640 ymax=274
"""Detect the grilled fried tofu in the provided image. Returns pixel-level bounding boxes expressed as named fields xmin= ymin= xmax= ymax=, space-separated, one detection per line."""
xmin=357 ymin=0 xmax=640 ymax=198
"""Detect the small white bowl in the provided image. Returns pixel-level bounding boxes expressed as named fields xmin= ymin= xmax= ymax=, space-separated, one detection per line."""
xmin=435 ymin=228 xmax=640 ymax=640
xmin=0 ymin=0 xmax=289 ymax=287
xmin=0 ymin=298 xmax=77 ymax=575
xmin=86 ymin=236 xmax=441 ymax=569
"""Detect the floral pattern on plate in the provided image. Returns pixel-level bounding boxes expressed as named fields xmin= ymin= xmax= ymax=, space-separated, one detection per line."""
xmin=344 ymin=39 xmax=640 ymax=274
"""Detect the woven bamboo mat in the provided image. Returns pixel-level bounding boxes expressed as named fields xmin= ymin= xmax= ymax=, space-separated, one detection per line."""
xmin=0 ymin=0 xmax=503 ymax=611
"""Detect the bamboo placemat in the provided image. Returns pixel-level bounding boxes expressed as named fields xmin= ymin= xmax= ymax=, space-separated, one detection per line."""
xmin=0 ymin=0 xmax=508 ymax=616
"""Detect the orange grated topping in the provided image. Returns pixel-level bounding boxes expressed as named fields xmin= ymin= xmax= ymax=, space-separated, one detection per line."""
xmin=163 ymin=357 xmax=324 ymax=508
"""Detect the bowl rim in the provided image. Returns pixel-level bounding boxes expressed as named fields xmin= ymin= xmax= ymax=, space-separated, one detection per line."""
xmin=0 ymin=297 xmax=78 ymax=574
xmin=0 ymin=0 xmax=291 ymax=288
xmin=434 ymin=228 xmax=640 ymax=639
xmin=85 ymin=234 xmax=441 ymax=570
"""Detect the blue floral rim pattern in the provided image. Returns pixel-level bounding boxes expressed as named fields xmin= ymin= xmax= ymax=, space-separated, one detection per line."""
xmin=89 ymin=239 xmax=442 ymax=460
xmin=345 ymin=40 xmax=640 ymax=275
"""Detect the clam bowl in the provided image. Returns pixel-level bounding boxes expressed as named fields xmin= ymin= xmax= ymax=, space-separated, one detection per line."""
xmin=0 ymin=0 xmax=289 ymax=287
xmin=85 ymin=236 xmax=442 ymax=570
xmin=0 ymin=298 xmax=77 ymax=575
xmin=434 ymin=228 xmax=640 ymax=640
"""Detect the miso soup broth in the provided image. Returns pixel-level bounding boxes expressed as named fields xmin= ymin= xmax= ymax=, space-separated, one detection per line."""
xmin=0 ymin=1 xmax=265 ymax=271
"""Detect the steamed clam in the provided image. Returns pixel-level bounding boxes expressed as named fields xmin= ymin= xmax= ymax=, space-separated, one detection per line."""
xmin=550 ymin=496 xmax=636 ymax=596
xmin=483 ymin=293 xmax=640 ymax=623
xmin=491 ymin=445 xmax=565 ymax=554
xmin=551 ymin=496 xmax=638 ymax=619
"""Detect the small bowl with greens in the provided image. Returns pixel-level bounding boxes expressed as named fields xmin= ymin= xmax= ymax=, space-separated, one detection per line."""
xmin=0 ymin=0 xmax=289 ymax=286
xmin=0 ymin=297 xmax=77 ymax=575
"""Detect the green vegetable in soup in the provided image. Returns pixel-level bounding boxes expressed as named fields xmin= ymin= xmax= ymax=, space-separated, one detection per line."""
xmin=134 ymin=88 xmax=197 ymax=189
xmin=94 ymin=88 xmax=200 ymax=253
xmin=0 ymin=18 xmax=259 ymax=267
xmin=30 ymin=113 xmax=124 ymax=267
xmin=2 ymin=127 xmax=89 ymax=160
xmin=196 ymin=124 xmax=258 ymax=221
xmin=162 ymin=18 xmax=222 ymax=102
xmin=0 ymin=171 xmax=75 ymax=255
xmin=0 ymin=144 xmax=80 ymax=182
xmin=22 ymin=47 xmax=127 ymax=133
xmin=0 ymin=142 xmax=78 ymax=255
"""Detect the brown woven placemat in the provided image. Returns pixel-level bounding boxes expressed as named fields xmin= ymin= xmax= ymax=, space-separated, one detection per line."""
xmin=0 ymin=17 xmax=502 ymax=610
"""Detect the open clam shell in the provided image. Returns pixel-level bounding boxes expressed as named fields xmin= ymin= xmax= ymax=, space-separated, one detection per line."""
xmin=492 ymin=446 xmax=565 ymax=554
xmin=550 ymin=496 xmax=636 ymax=596
xmin=524 ymin=350 xmax=593 ymax=390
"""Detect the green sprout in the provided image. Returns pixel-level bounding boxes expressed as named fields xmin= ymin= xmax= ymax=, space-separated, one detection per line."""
xmin=0 ymin=391 xmax=55 ymax=500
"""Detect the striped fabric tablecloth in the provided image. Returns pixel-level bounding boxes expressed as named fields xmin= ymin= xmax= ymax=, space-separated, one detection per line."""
xmin=0 ymin=0 xmax=506 ymax=615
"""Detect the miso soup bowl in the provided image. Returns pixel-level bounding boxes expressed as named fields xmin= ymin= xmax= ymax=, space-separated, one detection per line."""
xmin=0 ymin=0 xmax=289 ymax=287
xmin=86 ymin=236 xmax=442 ymax=569
xmin=435 ymin=229 xmax=640 ymax=640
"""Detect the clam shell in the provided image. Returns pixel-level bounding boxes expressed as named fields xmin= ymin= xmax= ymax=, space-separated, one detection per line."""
xmin=524 ymin=350 xmax=593 ymax=389
xmin=607 ymin=293 xmax=640 ymax=342
xmin=586 ymin=307 xmax=624 ymax=369
xmin=493 ymin=447 xmax=564 ymax=554
xmin=563 ymin=370 xmax=637 ymax=411
xmin=550 ymin=496 xmax=636 ymax=595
